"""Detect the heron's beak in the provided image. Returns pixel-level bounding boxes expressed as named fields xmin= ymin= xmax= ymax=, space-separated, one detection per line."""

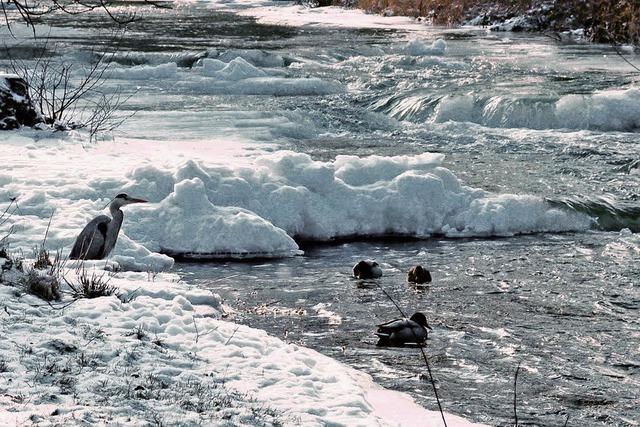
xmin=127 ymin=198 xmax=148 ymax=204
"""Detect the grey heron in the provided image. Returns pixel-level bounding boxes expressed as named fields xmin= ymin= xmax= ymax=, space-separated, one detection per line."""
xmin=69 ymin=194 xmax=147 ymax=260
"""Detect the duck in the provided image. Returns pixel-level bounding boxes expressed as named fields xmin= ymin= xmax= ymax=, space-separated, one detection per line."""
xmin=352 ymin=260 xmax=383 ymax=279
xmin=407 ymin=265 xmax=432 ymax=284
xmin=375 ymin=312 xmax=431 ymax=347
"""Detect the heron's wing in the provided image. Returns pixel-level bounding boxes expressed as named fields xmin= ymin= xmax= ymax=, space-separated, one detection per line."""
xmin=69 ymin=215 xmax=110 ymax=260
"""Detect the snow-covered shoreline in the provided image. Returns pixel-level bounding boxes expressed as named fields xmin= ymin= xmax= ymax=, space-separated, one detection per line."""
xmin=0 ymin=261 xmax=482 ymax=426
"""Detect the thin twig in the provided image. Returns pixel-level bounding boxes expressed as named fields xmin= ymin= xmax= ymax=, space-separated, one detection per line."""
xmin=224 ymin=327 xmax=240 ymax=346
xmin=514 ymin=362 xmax=521 ymax=427
xmin=41 ymin=210 xmax=55 ymax=247
xmin=611 ymin=43 xmax=640 ymax=73
xmin=193 ymin=315 xmax=200 ymax=343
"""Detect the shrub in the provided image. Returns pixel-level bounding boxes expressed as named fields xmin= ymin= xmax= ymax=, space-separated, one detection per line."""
xmin=354 ymin=0 xmax=640 ymax=45
xmin=21 ymin=269 xmax=61 ymax=301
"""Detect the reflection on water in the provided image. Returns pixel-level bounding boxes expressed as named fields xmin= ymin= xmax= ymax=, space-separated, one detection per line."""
xmin=178 ymin=233 xmax=640 ymax=426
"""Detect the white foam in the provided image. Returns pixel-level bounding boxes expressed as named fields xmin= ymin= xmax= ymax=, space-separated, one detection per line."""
xmin=556 ymin=88 xmax=640 ymax=131
xmin=405 ymin=38 xmax=447 ymax=56
xmin=430 ymin=88 xmax=640 ymax=132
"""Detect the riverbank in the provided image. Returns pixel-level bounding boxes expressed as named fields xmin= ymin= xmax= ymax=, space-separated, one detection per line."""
xmin=0 ymin=253 xmax=482 ymax=426
xmin=343 ymin=0 xmax=639 ymax=46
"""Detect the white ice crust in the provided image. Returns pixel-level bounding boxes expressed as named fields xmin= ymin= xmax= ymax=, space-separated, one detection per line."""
xmin=120 ymin=151 xmax=593 ymax=255
xmin=433 ymin=88 xmax=640 ymax=131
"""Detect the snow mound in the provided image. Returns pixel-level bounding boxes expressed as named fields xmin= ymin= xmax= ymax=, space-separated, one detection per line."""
xmin=128 ymin=177 xmax=300 ymax=258
xmin=105 ymin=62 xmax=178 ymax=80
xmin=111 ymin=234 xmax=175 ymax=272
xmin=205 ymin=57 xmax=267 ymax=81
xmin=405 ymin=38 xmax=446 ymax=56
xmin=217 ymin=49 xmax=286 ymax=67
xmin=123 ymin=151 xmax=593 ymax=246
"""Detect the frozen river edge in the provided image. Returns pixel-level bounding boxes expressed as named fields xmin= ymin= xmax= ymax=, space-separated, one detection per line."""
xmin=0 ymin=263 xmax=482 ymax=426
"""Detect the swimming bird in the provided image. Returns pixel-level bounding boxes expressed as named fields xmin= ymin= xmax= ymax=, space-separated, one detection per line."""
xmin=375 ymin=312 xmax=431 ymax=347
xmin=407 ymin=265 xmax=432 ymax=284
xmin=69 ymin=194 xmax=147 ymax=260
xmin=352 ymin=260 xmax=383 ymax=279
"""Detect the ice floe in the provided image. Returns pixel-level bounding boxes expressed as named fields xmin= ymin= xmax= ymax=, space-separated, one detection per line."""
xmin=405 ymin=38 xmax=447 ymax=56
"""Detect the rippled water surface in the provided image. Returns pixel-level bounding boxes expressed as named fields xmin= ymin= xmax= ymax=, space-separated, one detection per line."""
xmin=5 ymin=3 xmax=640 ymax=425
xmin=178 ymin=232 xmax=640 ymax=426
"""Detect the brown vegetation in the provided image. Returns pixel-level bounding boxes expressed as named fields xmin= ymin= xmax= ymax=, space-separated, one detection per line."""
xmin=352 ymin=0 xmax=640 ymax=45
xmin=561 ymin=0 xmax=640 ymax=45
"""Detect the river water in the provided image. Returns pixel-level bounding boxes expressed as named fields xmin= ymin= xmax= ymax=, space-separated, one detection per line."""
xmin=4 ymin=2 xmax=640 ymax=425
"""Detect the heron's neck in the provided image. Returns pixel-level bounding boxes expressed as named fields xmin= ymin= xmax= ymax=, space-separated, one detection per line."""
xmin=109 ymin=204 xmax=121 ymax=218
xmin=105 ymin=207 xmax=124 ymax=252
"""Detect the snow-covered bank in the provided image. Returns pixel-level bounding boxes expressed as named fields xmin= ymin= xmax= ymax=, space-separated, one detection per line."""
xmin=0 ymin=132 xmax=593 ymax=265
xmin=235 ymin=3 xmax=424 ymax=30
xmin=0 ymin=263 xmax=483 ymax=426
xmin=123 ymin=151 xmax=593 ymax=251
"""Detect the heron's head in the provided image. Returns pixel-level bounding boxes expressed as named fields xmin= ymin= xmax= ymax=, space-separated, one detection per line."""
xmin=111 ymin=193 xmax=148 ymax=209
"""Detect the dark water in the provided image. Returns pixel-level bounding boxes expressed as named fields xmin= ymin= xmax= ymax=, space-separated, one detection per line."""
xmin=177 ymin=232 xmax=640 ymax=426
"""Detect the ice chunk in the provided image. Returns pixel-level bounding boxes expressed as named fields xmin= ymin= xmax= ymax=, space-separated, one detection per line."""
xmin=405 ymin=38 xmax=446 ymax=56
xmin=105 ymin=63 xmax=178 ymax=80
xmin=127 ymin=177 xmax=300 ymax=258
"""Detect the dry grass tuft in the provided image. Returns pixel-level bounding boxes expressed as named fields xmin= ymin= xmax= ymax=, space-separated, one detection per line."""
xmin=65 ymin=267 xmax=119 ymax=299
